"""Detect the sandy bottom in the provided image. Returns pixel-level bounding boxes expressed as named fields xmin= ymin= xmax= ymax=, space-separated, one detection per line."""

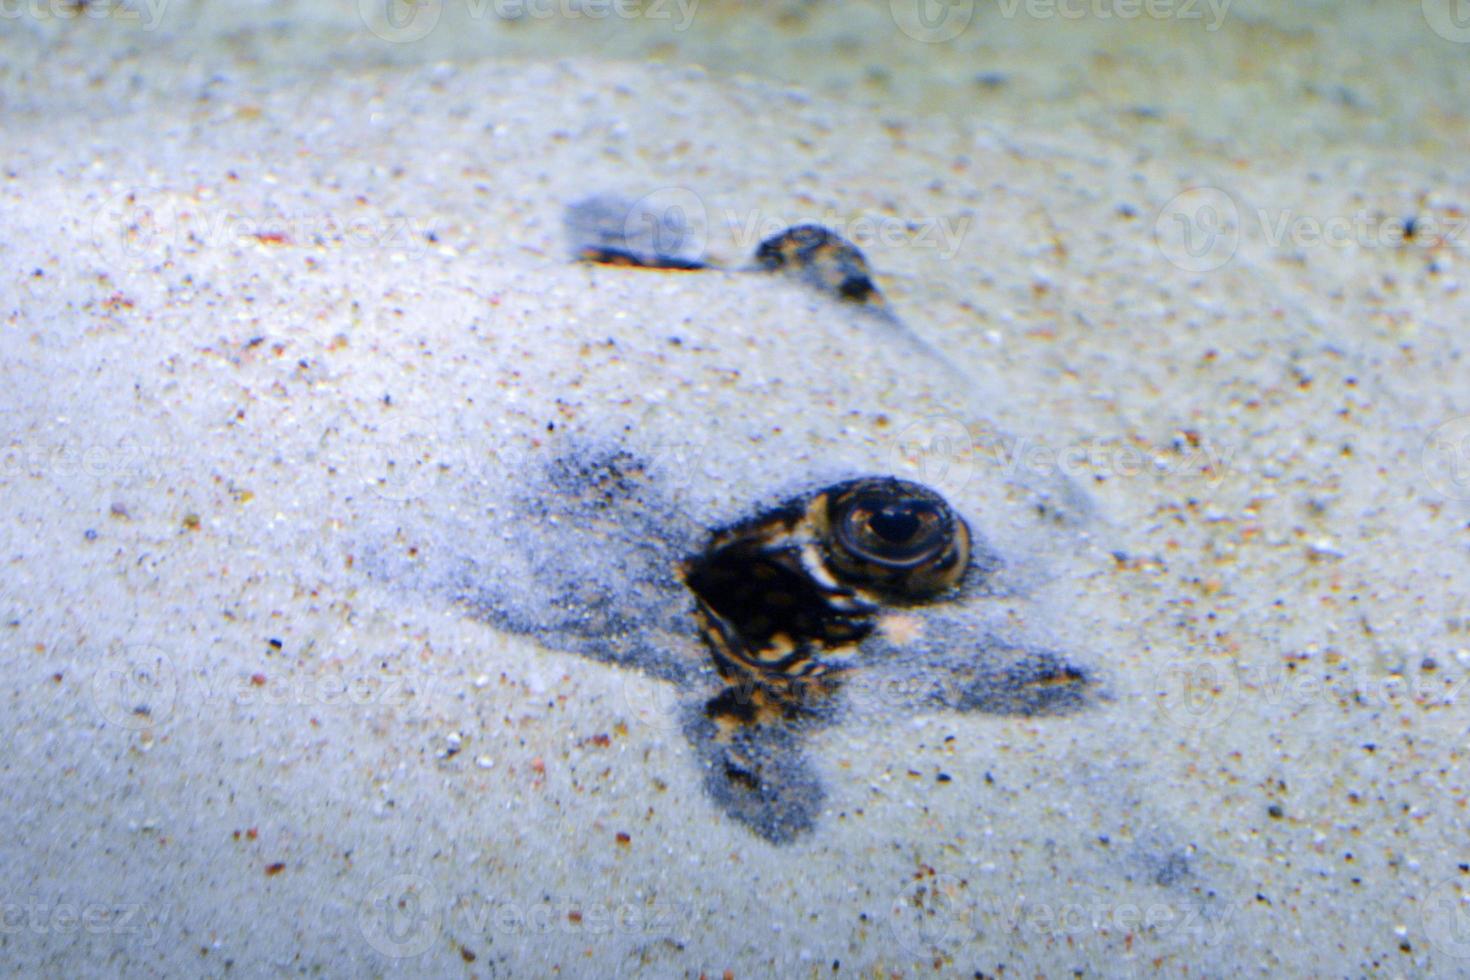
xmin=4 ymin=8 xmax=1470 ymax=977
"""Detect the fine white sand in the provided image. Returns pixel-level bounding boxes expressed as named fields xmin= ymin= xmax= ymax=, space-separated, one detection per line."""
xmin=4 ymin=5 xmax=1470 ymax=976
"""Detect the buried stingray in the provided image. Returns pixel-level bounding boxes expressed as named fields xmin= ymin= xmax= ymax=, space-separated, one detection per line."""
xmin=361 ymin=197 xmax=1101 ymax=842
xmin=432 ymin=447 xmax=1094 ymax=844
xmin=548 ymin=198 xmax=1095 ymax=840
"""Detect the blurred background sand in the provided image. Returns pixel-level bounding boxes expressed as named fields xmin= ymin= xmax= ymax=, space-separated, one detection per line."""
xmin=4 ymin=1 xmax=1470 ymax=976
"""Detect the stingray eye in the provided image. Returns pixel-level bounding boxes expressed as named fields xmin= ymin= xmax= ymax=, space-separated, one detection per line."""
xmin=838 ymin=497 xmax=945 ymax=566
xmin=826 ymin=478 xmax=971 ymax=597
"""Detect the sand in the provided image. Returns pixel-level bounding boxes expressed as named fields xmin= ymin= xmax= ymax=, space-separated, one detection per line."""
xmin=4 ymin=3 xmax=1470 ymax=976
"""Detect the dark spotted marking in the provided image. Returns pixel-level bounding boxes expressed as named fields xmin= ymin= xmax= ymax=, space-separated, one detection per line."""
xmin=752 ymin=224 xmax=883 ymax=306
xmin=683 ymin=477 xmax=970 ymax=724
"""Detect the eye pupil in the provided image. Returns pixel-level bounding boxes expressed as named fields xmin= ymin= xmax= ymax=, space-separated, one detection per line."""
xmin=820 ymin=478 xmax=971 ymax=598
xmin=868 ymin=506 xmax=919 ymax=544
